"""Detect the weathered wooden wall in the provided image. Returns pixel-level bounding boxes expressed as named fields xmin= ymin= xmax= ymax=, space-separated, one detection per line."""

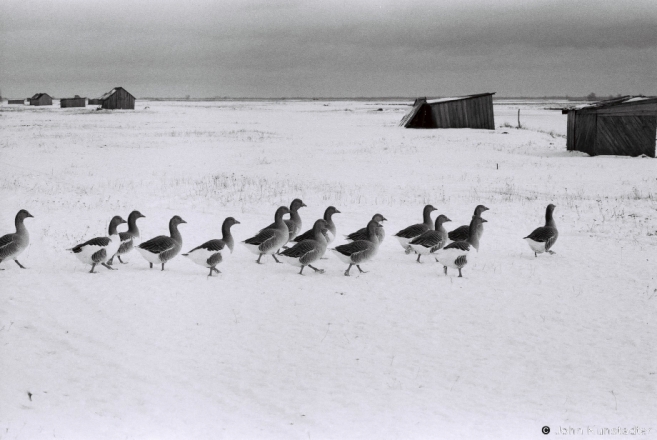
xmin=8 ymin=99 xmax=25 ymax=104
xmin=567 ymin=100 xmax=657 ymax=157
xmin=406 ymin=103 xmax=436 ymax=128
xmin=60 ymin=98 xmax=86 ymax=108
xmin=102 ymin=89 xmax=135 ymax=109
xmin=30 ymin=95 xmax=52 ymax=106
xmin=430 ymin=95 xmax=495 ymax=129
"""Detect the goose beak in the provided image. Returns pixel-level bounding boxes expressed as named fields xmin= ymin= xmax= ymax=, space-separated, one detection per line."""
xmin=27 ymin=213 xmax=34 ymax=218
xmin=335 ymin=209 xmax=341 ymax=214
xmin=382 ymin=217 xmax=388 ymax=222
xmin=445 ymin=218 xmax=452 ymax=222
xmin=481 ymin=219 xmax=488 ymax=223
xmin=235 ymin=220 xmax=241 ymax=224
xmin=302 ymin=203 xmax=307 ymax=207
xmin=180 ymin=219 xmax=187 ymax=224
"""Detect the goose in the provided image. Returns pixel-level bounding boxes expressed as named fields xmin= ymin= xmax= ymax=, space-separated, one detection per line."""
xmin=137 ymin=215 xmax=186 ymax=270
xmin=293 ymin=206 xmax=340 ymax=244
xmin=0 ymin=209 xmax=34 ymax=270
xmin=448 ymin=205 xmax=489 ymax=246
xmin=434 ymin=216 xmax=486 ymax=277
xmin=393 ymin=204 xmax=437 ymax=252
xmin=69 ymin=215 xmax=126 ymax=273
xmin=524 ymin=204 xmax=558 ymax=257
xmin=331 ymin=219 xmax=381 ymax=276
xmin=243 ymin=206 xmax=291 ymax=263
xmin=280 ymin=219 xmax=329 ymax=275
xmin=183 ymin=217 xmax=240 ymax=276
xmin=345 ymin=213 xmax=387 ymax=243
xmin=261 ymin=199 xmax=306 ymax=245
xmin=408 ymin=214 xmax=451 ymax=263
xmin=108 ymin=210 xmax=145 ymax=265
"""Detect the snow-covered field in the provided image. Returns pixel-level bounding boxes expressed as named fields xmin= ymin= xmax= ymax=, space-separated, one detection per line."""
xmin=1 ymin=99 xmax=655 ymax=439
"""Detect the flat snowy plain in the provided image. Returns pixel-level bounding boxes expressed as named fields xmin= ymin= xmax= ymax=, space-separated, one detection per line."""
xmin=1 ymin=99 xmax=655 ymax=439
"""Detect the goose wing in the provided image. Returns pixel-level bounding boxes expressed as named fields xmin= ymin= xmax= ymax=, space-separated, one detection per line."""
xmin=71 ymin=236 xmax=111 ymax=253
xmin=409 ymin=230 xmax=443 ymax=248
xmin=448 ymin=225 xmax=469 ymax=241
xmin=525 ymin=227 xmax=558 ymax=251
xmin=188 ymin=239 xmax=225 ymax=253
xmin=138 ymin=235 xmax=176 ymax=253
xmin=394 ymin=223 xmax=428 ymax=239
xmin=281 ymin=240 xmax=317 ymax=259
xmin=292 ymin=228 xmax=313 ymax=243
xmin=443 ymin=241 xmax=471 ymax=252
xmin=0 ymin=233 xmax=18 ymax=259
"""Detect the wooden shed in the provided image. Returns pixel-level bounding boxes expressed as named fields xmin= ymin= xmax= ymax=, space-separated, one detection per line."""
xmin=60 ymin=95 xmax=86 ymax=108
xmin=29 ymin=93 xmax=53 ymax=106
xmin=8 ymin=99 xmax=25 ymax=105
xmin=99 ymin=87 xmax=135 ymax=109
xmin=400 ymin=93 xmax=495 ymax=129
xmin=88 ymin=98 xmax=102 ymax=105
xmin=563 ymin=96 xmax=657 ymax=157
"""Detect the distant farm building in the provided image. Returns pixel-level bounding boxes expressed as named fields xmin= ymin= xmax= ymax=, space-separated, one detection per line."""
xmin=29 ymin=93 xmax=53 ymax=106
xmin=60 ymin=95 xmax=86 ymax=108
xmin=88 ymin=98 xmax=102 ymax=105
xmin=8 ymin=99 xmax=25 ymax=105
xmin=400 ymin=93 xmax=495 ymax=129
xmin=99 ymin=87 xmax=135 ymax=109
xmin=563 ymin=96 xmax=657 ymax=158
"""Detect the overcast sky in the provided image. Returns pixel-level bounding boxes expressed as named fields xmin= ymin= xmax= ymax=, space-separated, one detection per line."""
xmin=1 ymin=0 xmax=655 ymax=98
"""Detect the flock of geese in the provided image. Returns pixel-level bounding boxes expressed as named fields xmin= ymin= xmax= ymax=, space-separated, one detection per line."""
xmin=0 ymin=202 xmax=559 ymax=277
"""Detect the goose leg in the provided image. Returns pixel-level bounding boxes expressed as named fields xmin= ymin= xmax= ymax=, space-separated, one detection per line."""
xmin=149 ymin=263 xmax=153 ymax=269
xmin=208 ymin=267 xmax=214 ymax=277
xmin=416 ymin=254 xmax=422 ymax=263
xmin=256 ymin=253 xmax=264 ymax=264
xmin=308 ymin=264 xmax=324 ymax=274
xmin=444 ymin=266 xmax=448 ymax=275
xmin=534 ymin=252 xmax=537 ymax=258
xmin=102 ymin=263 xmax=116 ymax=270
xmin=212 ymin=267 xmax=221 ymax=274
xmin=458 ymin=268 xmax=462 ymax=278
xmin=89 ymin=264 xmax=97 ymax=274
xmin=161 ymin=263 xmax=165 ymax=271
xmin=15 ymin=260 xmax=26 ymax=269
xmin=272 ymin=254 xmax=282 ymax=264
xmin=299 ymin=266 xmax=305 ymax=275
xmin=356 ymin=265 xmax=367 ymax=274
xmin=548 ymin=250 xmax=556 ymax=255
xmin=344 ymin=264 xmax=353 ymax=276
xmin=107 ymin=256 xmax=114 ymax=265
xmin=118 ymin=256 xmax=127 ymax=264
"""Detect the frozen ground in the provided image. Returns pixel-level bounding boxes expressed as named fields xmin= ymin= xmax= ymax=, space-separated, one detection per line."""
xmin=0 ymin=100 xmax=655 ymax=439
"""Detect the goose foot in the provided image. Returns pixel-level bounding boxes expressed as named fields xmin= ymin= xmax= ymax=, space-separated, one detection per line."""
xmin=548 ymin=250 xmax=556 ymax=255
xmin=309 ymin=265 xmax=324 ymax=274
xmin=356 ymin=265 xmax=367 ymax=274
xmin=118 ymin=256 xmax=127 ymax=264
xmin=89 ymin=264 xmax=97 ymax=274
xmin=416 ymin=255 xmax=422 ymax=263
xmin=161 ymin=264 xmax=166 ymax=271
xmin=272 ymin=254 xmax=283 ymax=264
xmin=15 ymin=260 xmax=26 ymax=269
xmin=102 ymin=263 xmax=116 ymax=270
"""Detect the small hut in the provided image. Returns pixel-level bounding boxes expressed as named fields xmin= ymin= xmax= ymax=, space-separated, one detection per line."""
xmin=29 ymin=93 xmax=53 ymax=106
xmin=8 ymin=99 xmax=25 ymax=105
xmin=400 ymin=93 xmax=495 ymax=129
xmin=99 ymin=87 xmax=135 ymax=110
xmin=60 ymin=95 xmax=86 ymax=108
xmin=562 ymin=96 xmax=657 ymax=157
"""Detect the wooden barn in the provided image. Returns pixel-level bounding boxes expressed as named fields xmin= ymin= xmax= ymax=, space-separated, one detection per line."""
xmin=563 ymin=96 xmax=657 ymax=157
xmin=8 ymin=99 xmax=25 ymax=105
xmin=29 ymin=93 xmax=53 ymax=106
xmin=400 ymin=93 xmax=495 ymax=129
xmin=99 ymin=87 xmax=135 ymax=109
xmin=60 ymin=95 xmax=86 ymax=108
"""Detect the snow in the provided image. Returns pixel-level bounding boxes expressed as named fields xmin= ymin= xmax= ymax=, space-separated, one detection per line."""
xmin=1 ymin=100 xmax=655 ymax=439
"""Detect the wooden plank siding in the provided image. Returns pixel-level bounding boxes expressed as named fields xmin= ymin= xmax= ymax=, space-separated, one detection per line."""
xmin=565 ymin=97 xmax=657 ymax=157
xmin=596 ymin=116 xmax=656 ymax=157
xmin=101 ymin=88 xmax=135 ymax=110
xmin=8 ymin=99 xmax=25 ymax=104
xmin=574 ymin=114 xmax=597 ymax=155
xmin=60 ymin=98 xmax=86 ymax=108
xmin=402 ymin=93 xmax=495 ymax=129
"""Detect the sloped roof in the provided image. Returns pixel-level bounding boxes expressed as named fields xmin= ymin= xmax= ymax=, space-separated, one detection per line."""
xmin=31 ymin=93 xmax=51 ymax=100
xmin=99 ymin=87 xmax=135 ymax=101
xmin=562 ymin=96 xmax=657 ymax=113
xmin=426 ymin=92 xmax=496 ymax=105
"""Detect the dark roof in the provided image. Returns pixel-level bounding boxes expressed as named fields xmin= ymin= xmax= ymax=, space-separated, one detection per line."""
xmin=31 ymin=93 xmax=51 ymax=100
xmin=562 ymin=96 xmax=657 ymax=114
xmin=99 ymin=87 xmax=135 ymax=101
xmin=399 ymin=93 xmax=496 ymax=127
